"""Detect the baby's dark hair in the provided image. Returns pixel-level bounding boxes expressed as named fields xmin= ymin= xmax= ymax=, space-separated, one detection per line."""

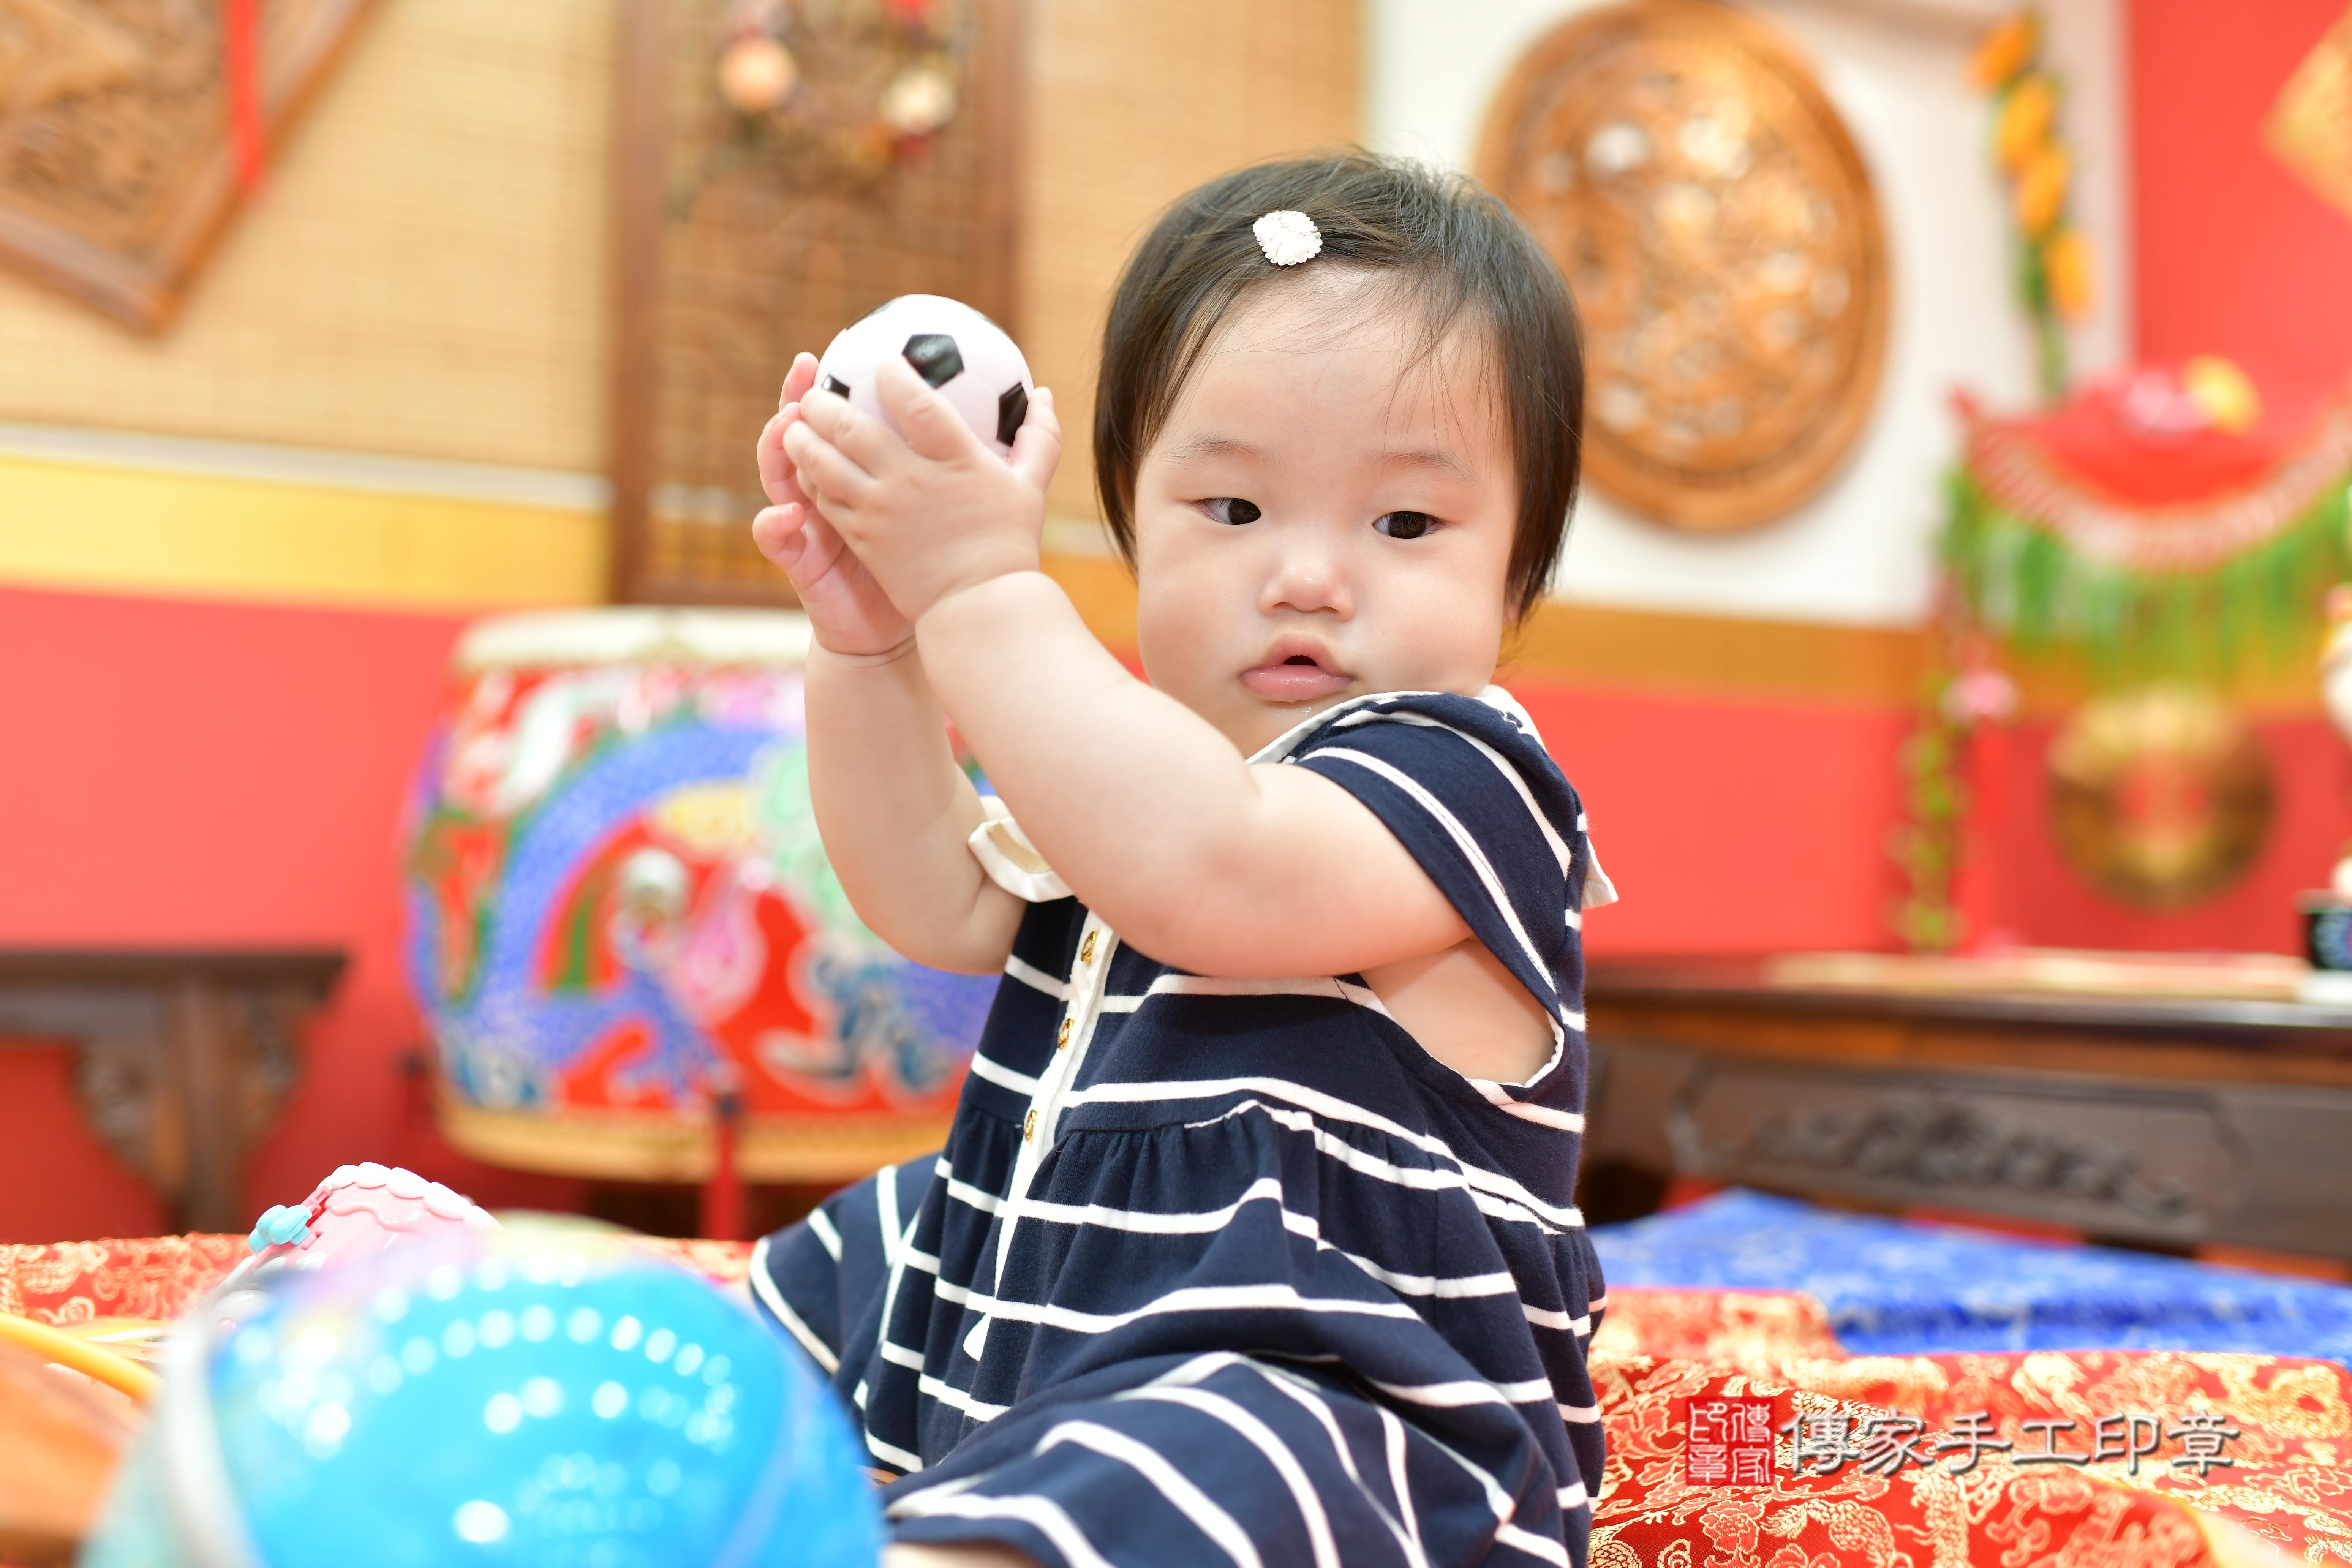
xmin=1093 ymin=151 xmax=1585 ymax=618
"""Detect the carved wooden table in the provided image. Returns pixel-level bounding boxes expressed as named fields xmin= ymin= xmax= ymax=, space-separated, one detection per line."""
xmin=1583 ymin=959 xmax=2352 ymax=1261
xmin=0 ymin=951 xmax=345 ymax=1234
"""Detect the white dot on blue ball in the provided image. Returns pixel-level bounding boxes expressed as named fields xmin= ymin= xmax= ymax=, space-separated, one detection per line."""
xmin=521 ymin=1376 xmax=563 ymax=1418
xmin=592 ymin=1381 xmax=628 ymax=1419
xmin=609 ymin=1315 xmax=643 ymax=1353
xmin=567 ymin=1307 xmax=601 ymax=1344
xmin=453 ymin=1500 xmax=509 ymax=1544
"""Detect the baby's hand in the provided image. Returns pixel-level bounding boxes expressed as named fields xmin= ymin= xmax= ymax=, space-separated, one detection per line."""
xmin=752 ymin=352 xmax=914 ymax=659
xmin=782 ymin=355 xmax=1061 ymax=625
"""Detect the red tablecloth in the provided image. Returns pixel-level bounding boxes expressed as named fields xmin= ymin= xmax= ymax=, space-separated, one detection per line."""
xmin=6 ymin=1240 xmax=2344 ymax=1566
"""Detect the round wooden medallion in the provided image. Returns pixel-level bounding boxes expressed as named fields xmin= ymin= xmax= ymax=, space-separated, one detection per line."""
xmin=1476 ymin=0 xmax=1890 ymax=530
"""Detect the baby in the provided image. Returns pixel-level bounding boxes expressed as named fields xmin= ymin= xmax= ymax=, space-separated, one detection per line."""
xmin=748 ymin=153 xmax=1613 ymax=1568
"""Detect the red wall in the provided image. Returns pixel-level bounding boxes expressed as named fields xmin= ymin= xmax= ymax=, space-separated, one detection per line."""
xmin=1522 ymin=688 xmax=1907 ymax=956
xmin=0 ymin=585 xmax=1912 ymax=1242
xmin=2134 ymin=0 xmax=2352 ymax=409
xmin=0 ymin=586 xmax=585 ymax=1244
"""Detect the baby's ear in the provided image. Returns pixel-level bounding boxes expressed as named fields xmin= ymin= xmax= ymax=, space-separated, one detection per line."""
xmin=874 ymin=355 xmax=981 ymax=462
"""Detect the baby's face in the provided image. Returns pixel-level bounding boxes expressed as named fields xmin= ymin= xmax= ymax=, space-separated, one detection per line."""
xmin=1130 ymin=272 xmax=1521 ymax=756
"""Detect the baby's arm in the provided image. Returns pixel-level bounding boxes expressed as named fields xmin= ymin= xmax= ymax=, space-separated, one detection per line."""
xmin=753 ymin=354 xmax=1025 ymax=975
xmin=918 ymin=576 xmax=1469 ymax=975
xmin=781 ymin=361 xmax=1470 ymax=979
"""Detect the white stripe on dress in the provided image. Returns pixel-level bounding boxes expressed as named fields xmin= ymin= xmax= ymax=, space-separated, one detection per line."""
xmin=926 ymin=1278 xmax=1424 ymax=1336
xmin=1094 ymin=1086 xmax=1584 ymax=1233
xmin=1120 ymin=1385 xmax=1343 ymax=1568
xmin=1366 ymin=1374 xmax=1559 ymax=1410
xmin=944 ymin=1172 xmax=1004 ymax=1215
xmin=967 ymin=1052 xmax=1042 ymax=1096
xmin=887 ymin=1489 xmax=1116 ymax=1568
xmin=1233 ymin=1360 xmax=1431 ymax=1568
xmin=1004 ymin=953 xmax=1070 ymax=998
xmin=1467 ymin=1079 xmax=1587 ymax=1133
xmin=1381 ymin=1407 xmax=1426 ymax=1567
xmin=1413 ymin=1429 xmax=1570 ymax=1568
xmin=745 ymin=1235 xmax=840 ymax=1374
xmin=1304 ymin=747 xmax=1562 ymax=1018
xmin=1036 ymin=1420 xmax=1263 ymax=1568
xmin=1094 ymin=975 xmax=1396 ymax=1018
xmin=806 ymin=1207 xmax=844 ymax=1261
xmin=864 ymin=1428 xmax=922 ymax=1473
xmin=1332 ymin=708 xmax=1574 ymax=874
xmin=922 ymin=1370 xmax=1010 ymax=1422
xmin=1520 ymin=1303 xmax=1594 ymax=1336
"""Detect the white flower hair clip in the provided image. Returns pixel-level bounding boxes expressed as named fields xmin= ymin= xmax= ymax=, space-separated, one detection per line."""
xmin=1253 ymin=209 xmax=1322 ymax=267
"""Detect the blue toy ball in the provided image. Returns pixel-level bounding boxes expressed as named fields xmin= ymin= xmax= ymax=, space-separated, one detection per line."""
xmin=81 ymin=1216 xmax=881 ymax=1568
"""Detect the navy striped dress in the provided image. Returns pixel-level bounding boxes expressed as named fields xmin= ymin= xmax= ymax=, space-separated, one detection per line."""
xmin=749 ymin=689 xmax=1616 ymax=1568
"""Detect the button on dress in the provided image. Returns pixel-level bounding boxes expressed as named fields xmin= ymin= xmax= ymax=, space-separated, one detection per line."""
xmin=750 ymin=689 xmax=1617 ymax=1568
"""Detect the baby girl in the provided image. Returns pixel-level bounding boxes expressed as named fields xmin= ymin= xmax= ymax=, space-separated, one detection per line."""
xmin=748 ymin=152 xmax=1613 ymax=1568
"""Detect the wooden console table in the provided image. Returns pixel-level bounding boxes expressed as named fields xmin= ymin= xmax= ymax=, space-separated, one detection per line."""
xmin=1583 ymin=958 xmax=2352 ymax=1261
xmin=0 ymin=951 xmax=345 ymax=1234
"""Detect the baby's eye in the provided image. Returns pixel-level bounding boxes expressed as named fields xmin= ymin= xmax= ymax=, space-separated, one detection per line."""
xmin=1200 ymin=497 xmax=1261 ymax=526
xmin=1374 ymin=511 xmax=1439 ymax=539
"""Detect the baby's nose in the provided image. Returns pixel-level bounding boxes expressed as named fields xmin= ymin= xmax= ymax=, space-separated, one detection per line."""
xmin=1263 ymin=554 xmax=1351 ymax=616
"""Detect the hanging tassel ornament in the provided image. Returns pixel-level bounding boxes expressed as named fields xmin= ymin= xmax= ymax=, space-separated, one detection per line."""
xmin=222 ymin=0 xmax=267 ymax=191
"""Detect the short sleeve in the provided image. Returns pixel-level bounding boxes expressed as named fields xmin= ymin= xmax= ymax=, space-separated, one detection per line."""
xmin=1283 ymin=690 xmax=1599 ymax=1035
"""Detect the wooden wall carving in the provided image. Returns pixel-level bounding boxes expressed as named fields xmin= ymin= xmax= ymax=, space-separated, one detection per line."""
xmin=610 ymin=0 xmax=1021 ymax=606
xmin=1477 ymin=0 xmax=1889 ymax=532
xmin=0 ymin=0 xmax=378 ymax=332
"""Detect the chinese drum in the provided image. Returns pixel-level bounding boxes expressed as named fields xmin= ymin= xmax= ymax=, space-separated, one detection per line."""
xmin=403 ymin=609 xmax=992 ymax=1182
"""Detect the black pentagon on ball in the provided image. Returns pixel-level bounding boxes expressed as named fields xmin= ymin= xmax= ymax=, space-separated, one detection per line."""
xmin=901 ymin=334 xmax=963 ymax=389
xmin=996 ymin=382 xmax=1029 ymax=446
xmin=820 ymin=373 xmax=850 ymax=398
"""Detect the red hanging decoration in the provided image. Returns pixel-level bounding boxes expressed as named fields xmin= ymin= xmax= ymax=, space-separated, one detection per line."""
xmin=222 ymin=0 xmax=267 ymax=191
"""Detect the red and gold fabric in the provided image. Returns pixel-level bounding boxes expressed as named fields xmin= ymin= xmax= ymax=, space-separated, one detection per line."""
xmin=5 ymin=1243 xmax=2346 ymax=1565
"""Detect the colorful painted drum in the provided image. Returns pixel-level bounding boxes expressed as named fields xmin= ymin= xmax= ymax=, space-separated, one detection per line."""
xmin=402 ymin=609 xmax=993 ymax=1182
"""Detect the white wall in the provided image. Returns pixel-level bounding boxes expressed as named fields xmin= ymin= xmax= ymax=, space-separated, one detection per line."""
xmin=1366 ymin=0 xmax=2128 ymax=630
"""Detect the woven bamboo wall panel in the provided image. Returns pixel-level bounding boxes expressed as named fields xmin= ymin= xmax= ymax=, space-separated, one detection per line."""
xmin=0 ymin=0 xmax=611 ymax=475
xmin=623 ymin=0 xmax=1014 ymax=603
xmin=1021 ymin=0 xmax=1360 ymax=524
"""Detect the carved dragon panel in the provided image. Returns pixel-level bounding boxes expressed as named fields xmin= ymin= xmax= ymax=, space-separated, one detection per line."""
xmin=0 ymin=0 xmax=376 ymax=330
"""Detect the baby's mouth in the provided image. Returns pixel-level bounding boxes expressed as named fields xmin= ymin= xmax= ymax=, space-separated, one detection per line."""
xmin=1241 ymin=648 xmax=1353 ymax=703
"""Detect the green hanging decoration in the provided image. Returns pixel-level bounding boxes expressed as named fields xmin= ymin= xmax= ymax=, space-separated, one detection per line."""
xmin=1943 ymin=383 xmax=2352 ymax=689
xmin=1889 ymin=373 xmax=2352 ymax=949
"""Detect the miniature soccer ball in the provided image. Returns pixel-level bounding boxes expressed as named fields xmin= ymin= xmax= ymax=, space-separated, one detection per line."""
xmin=816 ymin=294 xmax=1034 ymax=458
